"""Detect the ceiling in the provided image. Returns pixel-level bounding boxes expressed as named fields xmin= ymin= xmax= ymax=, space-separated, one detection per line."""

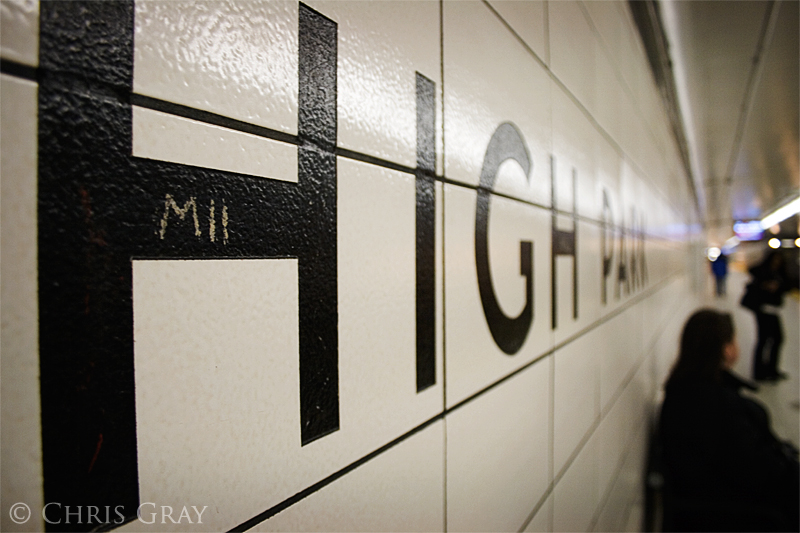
xmin=658 ymin=0 xmax=799 ymax=244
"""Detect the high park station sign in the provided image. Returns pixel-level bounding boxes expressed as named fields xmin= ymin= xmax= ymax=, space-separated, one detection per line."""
xmin=31 ymin=2 xmax=651 ymax=529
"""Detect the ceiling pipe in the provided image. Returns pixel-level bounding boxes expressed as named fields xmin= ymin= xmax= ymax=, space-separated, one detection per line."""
xmin=628 ymin=0 xmax=703 ymax=225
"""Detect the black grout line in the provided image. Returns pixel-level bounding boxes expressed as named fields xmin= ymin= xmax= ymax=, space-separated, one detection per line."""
xmin=440 ymin=2 xmax=448 ymax=529
xmin=31 ymin=9 xmax=694 ymax=527
xmin=543 ymin=0 xmax=551 ymax=68
xmin=447 ymin=272 xmax=677 ymax=418
xmin=519 ymin=274 xmax=685 ymax=532
xmin=131 ymin=93 xmax=298 ymax=146
xmin=587 ymin=309 xmax=682 ymax=531
xmin=482 ymin=0 xmax=691 ymax=235
xmin=27 ymin=9 xmax=691 ymax=235
xmin=335 ymin=146 xmax=415 ymax=175
xmin=588 ymin=292 xmax=687 ymax=531
xmin=439 ymin=175 xmax=685 ymax=245
xmin=130 ymin=255 xmax=298 ymax=262
xmin=229 ymin=414 xmax=445 ymax=532
xmin=0 ymin=58 xmax=38 ymax=81
xmin=229 ymin=271 xmax=682 ymax=531
xmin=132 ymin=93 xmax=684 ymax=245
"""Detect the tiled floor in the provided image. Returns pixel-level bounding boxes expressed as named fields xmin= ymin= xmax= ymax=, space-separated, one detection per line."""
xmin=708 ymin=269 xmax=800 ymax=449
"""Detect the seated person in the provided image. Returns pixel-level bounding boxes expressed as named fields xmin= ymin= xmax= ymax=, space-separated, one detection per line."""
xmin=659 ymin=309 xmax=799 ymax=532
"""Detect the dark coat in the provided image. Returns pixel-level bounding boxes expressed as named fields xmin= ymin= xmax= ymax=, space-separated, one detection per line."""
xmin=659 ymin=371 xmax=799 ymax=531
xmin=748 ymin=262 xmax=789 ymax=307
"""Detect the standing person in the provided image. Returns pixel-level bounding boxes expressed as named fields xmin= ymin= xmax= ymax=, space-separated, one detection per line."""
xmin=711 ymin=252 xmax=729 ymax=297
xmin=743 ymin=251 xmax=789 ymax=381
xmin=659 ymin=309 xmax=799 ymax=532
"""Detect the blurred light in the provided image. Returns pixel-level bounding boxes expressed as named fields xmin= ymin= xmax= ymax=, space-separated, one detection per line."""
xmin=768 ymin=238 xmax=781 ymax=249
xmin=770 ymin=224 xmax=781 ymax=234
xmin=707 ymin=246 xmax=721 ymax=261
xmin=760 ymin=196 xmax=800 ymax=230
xmin=795 ymin=238 xmax=800 ymax=248
xmin=722 ymin=236 xmax=740 ymax=254
xmin=733 ymin=220 xmax=764 ymax=241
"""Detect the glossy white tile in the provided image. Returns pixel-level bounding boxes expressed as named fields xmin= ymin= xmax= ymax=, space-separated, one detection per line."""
xmin=444 ymin=0 xmax=551 ymax=206
xmin=133 ymin=259 xmax=303 ymax=532
xmin=553 ymin=217 xmax=603 ymax=346
xmin=548 ymin=1 xmax=596 ymax=116
xmin=583 ymin=1 xmax=625 ymax=67
xmin=446 ymin=358 xmax=551 ymax=532
xmin=553 ymin=328 xmax=601 ymax=475
xmin=132 ymin=106 xmax=298 ymax=182
xmin=486 ymin=0 xmax=548 ymax=64
xmin=337 ymin=157 xmax=444 ymax=437
xmin=523 ymin=493 xmax=552 ymax=533
xmin=253 ymin=421 xmax=445 ymax=532
xmin=594 ymin=44 xmax=623 ymax=150
xmin=134 ymin=1 xmax=298 ymax=133
xmin=306 ymin=1 xmax=441 ymax=171
xmin=552 ymin=84 xmax=597 ymax=219
xmin=444 ymin=184 xmax=552 ymax=408
xmin=552 ymin=428 xmax=599 ymax=533
xmin=133 ymin=157 xmax=444 ymax=532
xmin=0 ymin=72 xmax=44 ymax=533
xmin=599 ymin=306 xmax=643 ymax=412
xmin=0 ymin=0 xmax=39 ymax=66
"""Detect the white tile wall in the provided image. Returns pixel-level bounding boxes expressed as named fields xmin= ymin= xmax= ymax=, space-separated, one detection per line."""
xmin=552 ymin=427 xmax=599 ymax=532
xmin=132 ymin=106 xmax=299 ymax=182
xmin=443 ymin=0 xmax=552 ymax=206
xmin=253 ymin=421 xmax=445 ymax=533
xmin=553 ymin=220 xmax=602 ymax=345
xmin=0 ymin=72 xmax=44 ymax=533
xmin=306 ymin=0 xmax=442 ymax=171
xmin=552 ymin=84 xmax=597 ymax=218
xmin=553 ymin=328 xmax=601 ymax=475
xmin=0 ymin=0 xmax=38 ymax=66
xmin=444 ymin=185 xmax=552 ymax=407
xmin=549 ymin=1 xmax=596 ymax=116
xmin=134 ymin=0 xmax=299 ymax=133
xmin=0 ymin=0 xmax=703 ymax=531
xmin=600 ymin=306 xmax=644 ymax=411
xmin=486 ymin=0 xmax=548 ymax=64
xmin=523 ymin=493 xmax=553 ymax=533
xmin=446 ymin=358 xmax=551 ymax=532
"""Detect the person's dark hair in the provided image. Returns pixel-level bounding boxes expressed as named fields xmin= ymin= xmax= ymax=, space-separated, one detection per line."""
xmin=666 ymin=309 xmax=734 ymax=387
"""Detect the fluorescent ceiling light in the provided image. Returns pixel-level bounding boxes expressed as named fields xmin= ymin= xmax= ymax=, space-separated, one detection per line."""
xmin=759 ymin=196 xmax=800 ymax=229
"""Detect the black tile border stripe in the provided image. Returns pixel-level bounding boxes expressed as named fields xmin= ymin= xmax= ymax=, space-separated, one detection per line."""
xmin=131 ymin=93 xmax=298 ymax=146
xmin=229 ymin=413 xmax=445 ymax=532
xmin=480 ymin=0 xmax=693 ymax=231
xmin=228 ymin=271 xmax=682 ymax=532
xmin=27 ymin=1 xmax=692 ymax=525
xmin=131 ymin=94 xmax=685 ymax=245
xmin=439 ymin=0 xmax=449 ymax=528
xmin=520 ymin=274 xmax=686 ymax=532
xmin=0 ymin=58 xmax=38 ymax=81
